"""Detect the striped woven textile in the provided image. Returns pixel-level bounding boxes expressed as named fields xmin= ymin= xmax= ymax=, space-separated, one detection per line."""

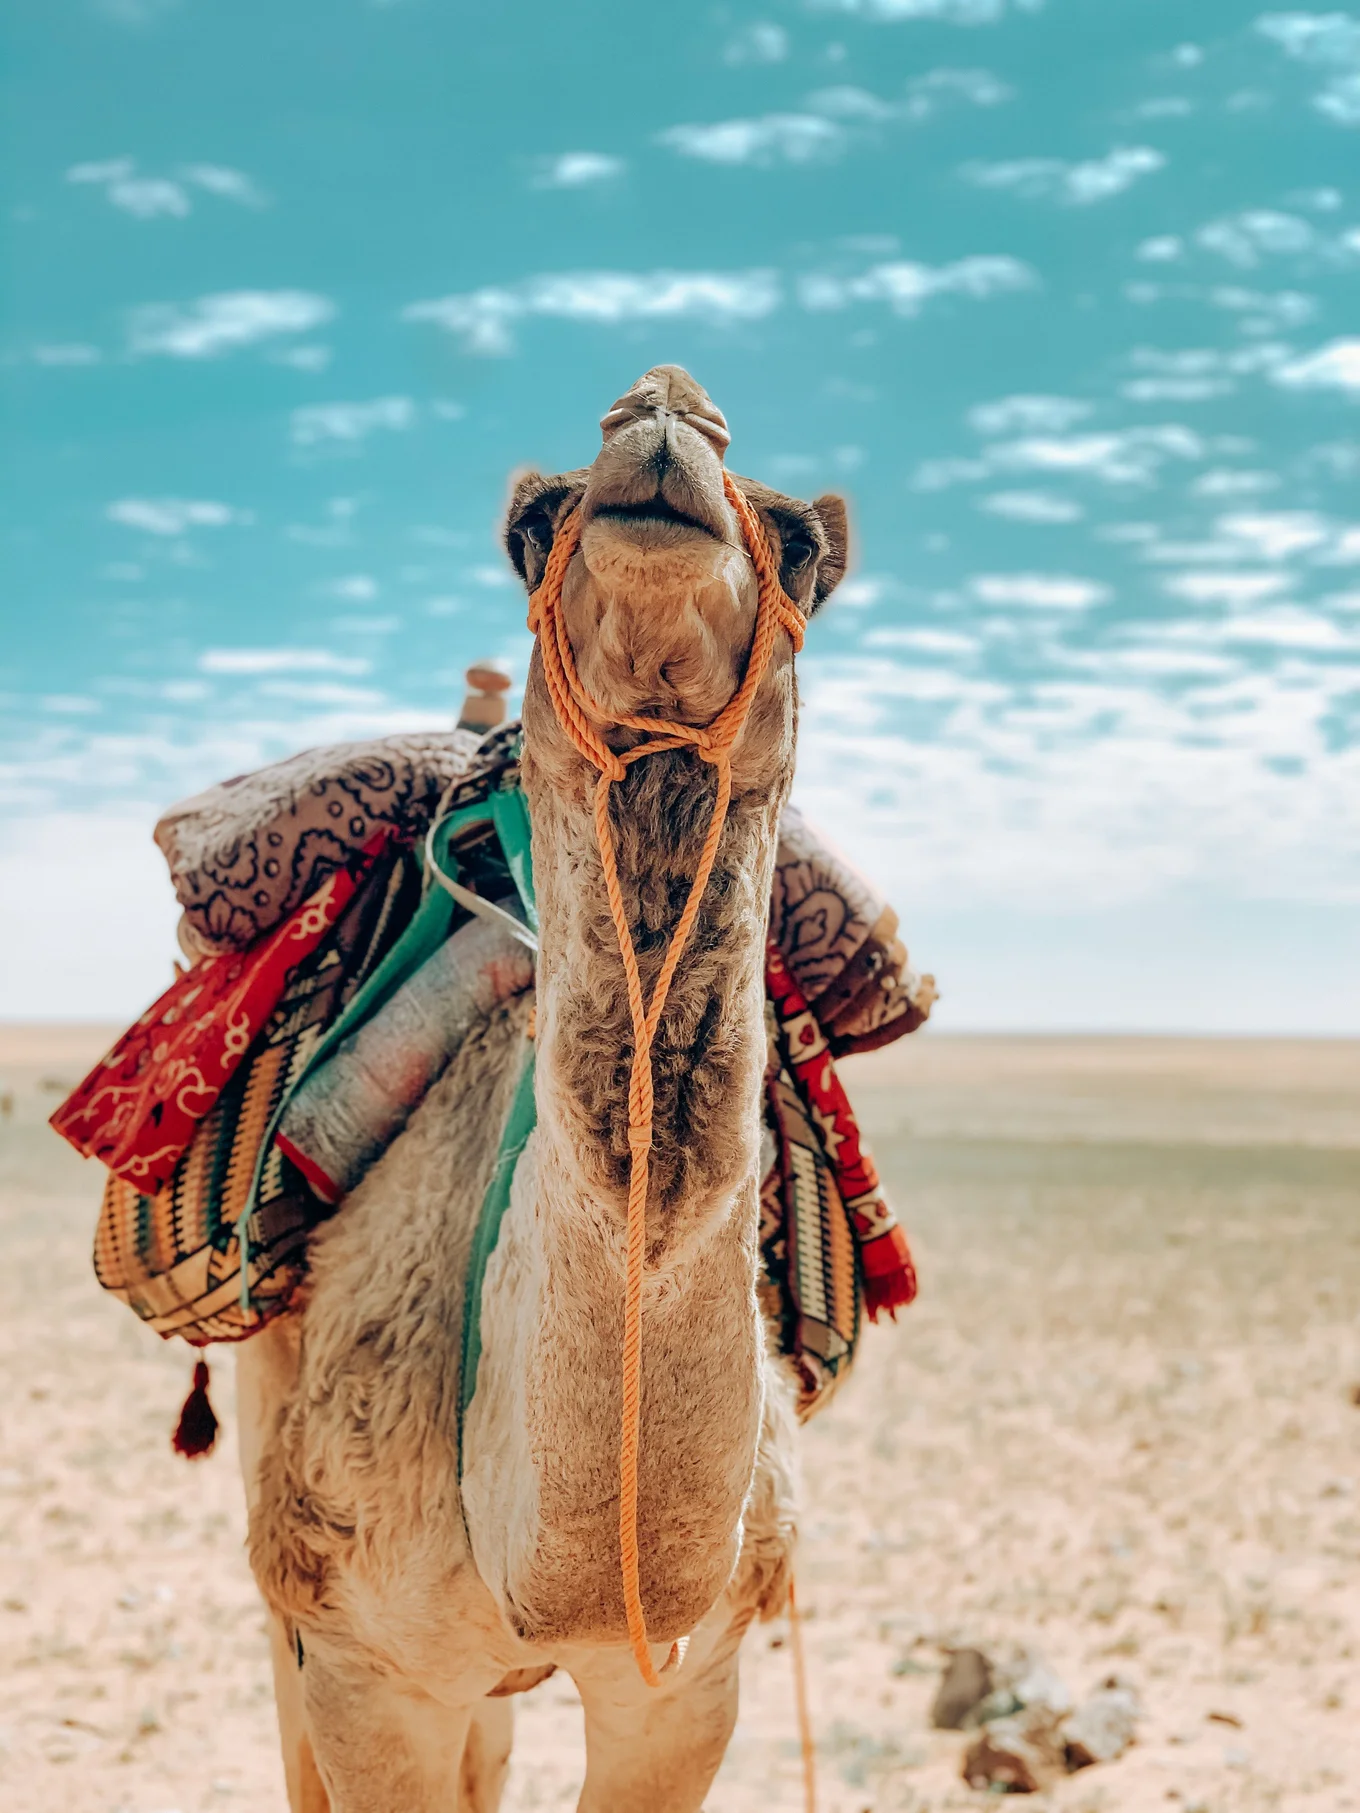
xmin=89 ymin=841 xmax=420 ymax=1343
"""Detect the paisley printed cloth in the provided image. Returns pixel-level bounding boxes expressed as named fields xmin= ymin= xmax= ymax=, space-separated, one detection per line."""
xmin=156 ymin=725 xmax=935 ymax=1056
xmin=51 ymin=834 xmax=393 ymax=1194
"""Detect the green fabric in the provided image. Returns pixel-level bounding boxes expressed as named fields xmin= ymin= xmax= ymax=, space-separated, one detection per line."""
xmin=457 ymin=1047 xmax=537 ymax=1477
xmin=235 ymin=809 xmax=481 ymax=1307
xmin=489 ymin=785 xmax=538 ymax=935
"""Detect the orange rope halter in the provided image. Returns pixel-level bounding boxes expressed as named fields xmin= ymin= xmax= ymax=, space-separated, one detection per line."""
xmin=527 ymin=469 xmax=806 ymax=1687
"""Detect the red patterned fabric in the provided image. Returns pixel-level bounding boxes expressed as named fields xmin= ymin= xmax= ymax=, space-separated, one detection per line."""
xmin=51 ymin=835 xmax=389 ymax=1196
xmin=765 ymin=939 xmax=918 ymax=1320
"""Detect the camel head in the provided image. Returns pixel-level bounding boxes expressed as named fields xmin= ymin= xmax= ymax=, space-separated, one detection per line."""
xmin=505 ymin=364 xmax=850 ymax=769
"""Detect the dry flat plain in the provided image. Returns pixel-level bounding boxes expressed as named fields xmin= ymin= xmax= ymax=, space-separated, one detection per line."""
xmin=2 ymin=1025 xmax=1359 ymax=1813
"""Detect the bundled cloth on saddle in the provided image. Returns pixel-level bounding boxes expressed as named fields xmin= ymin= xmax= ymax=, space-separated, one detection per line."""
xmin=53 ymin=725 xmax=933 ymax=1414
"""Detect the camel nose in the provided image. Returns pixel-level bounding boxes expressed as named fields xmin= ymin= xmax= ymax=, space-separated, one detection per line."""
xmin=599 ymin=365 xmax=731 ymax=458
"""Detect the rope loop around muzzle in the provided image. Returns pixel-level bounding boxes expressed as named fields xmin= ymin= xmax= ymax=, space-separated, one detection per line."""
xmin=526 ymin=468 xmax=806 ymax=1687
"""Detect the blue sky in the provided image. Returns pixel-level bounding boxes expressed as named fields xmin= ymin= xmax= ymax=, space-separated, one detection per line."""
xmin=3 ymin=0 xmax=1358 ymax=1030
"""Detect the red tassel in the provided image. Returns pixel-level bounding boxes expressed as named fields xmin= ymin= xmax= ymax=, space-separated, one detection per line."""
xmin=172 ymin=1358 xmax=219 ymax=1459
xmin=861 ymin=1226 xmax=919 ymax=1323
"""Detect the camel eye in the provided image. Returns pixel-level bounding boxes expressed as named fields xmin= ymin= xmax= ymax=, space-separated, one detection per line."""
xmin=782 ymin=533 xmax=815 ymax=574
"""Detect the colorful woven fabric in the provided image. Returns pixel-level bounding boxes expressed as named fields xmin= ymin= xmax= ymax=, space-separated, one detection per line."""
xmin=87 ymin=841 xmax=420 ymax=1342
xmin=762 ymin=939 xmax=917 ymax=1414
xmin=52 ymin=834 xmax=394 ymax=1196
xmin=62 ymin=729 xmax=922 ymax=1372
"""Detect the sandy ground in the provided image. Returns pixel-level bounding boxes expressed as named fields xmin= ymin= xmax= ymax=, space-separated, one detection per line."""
xmin=2 ymin=1024 xmax=1359 ymax=1813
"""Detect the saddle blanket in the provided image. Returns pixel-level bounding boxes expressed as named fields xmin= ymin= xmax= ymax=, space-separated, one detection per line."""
xmin=53 ymin=726 xmax=931 ymax=1416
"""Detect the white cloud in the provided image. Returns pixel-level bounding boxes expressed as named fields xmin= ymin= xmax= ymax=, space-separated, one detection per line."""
xmin=532 ymin=152 xmax=625 ymax=188
xmin=819 ymin=0 xmax=1042 ymax=20
xmin=865 ymin=627 xmax=980 ymax=654
xmin=107 ymin=497 xmax=249 ymax=536
xmin=67 ymin=157 xmax=136 ymax=184
xmin=404 ymin=269 xmax=781 ymax=355
xmin=659 ymin=114 xmax=846 ymax=166
xmin=995 ymin=425 xmax=1205 ymax=486
xmin=965 ymin=145 xmax=1165 ymax=205
xmin=31 ymin=343 xmax=102 ymax=366
xmin=658 ymin=68 xmax=1008 ymax=166
xmin=291 ymin=395 xmax=416 ymax=446
xmin=1137 ymin=235 xmax=1185 ymax=262
xmin=971 ymin=573 xmax=1110 ymax=609
xmin=978 ymin=490 xmax=1083 ymax=523
xmin=67 ymin=157 xmax=264 ymax=217
xmin=130 ymin=290 xmax=335 ymax=358
xmin=198 ymin=649 xmax=373 ymax=676
xmin=904 ymin=67 xmax=1011 ymax=109
xmin=1273 ymin=337 xmax=1360 ymax=391
xmin=274 ymin=344 xmax=332 ymax=372
xmin=1196 ymin=208 xmax=1325 ymax=267
xmin=1220 ymin=607 xmax=1356 ymax=648
xmin=326 ymin=575 xmax=380 ymax=602
xmin=1216 ymin=510 xmax=1331 ymax=558
xmin=1122 ymin=377 xmax=1231 ymax=402
xmin=724 ymin=22 xmax=789 ymax=62
xmin=181 ymin=163 xmax=267 ymax=205
xmin=1192 ymin=469 xmax=1281 ymax=497
xmin=1162 ymin=571 xmax=1292 ymax=604
xmin=1257 ymin=12 xmax=1360 ymax=123
xmin=800 ymin=255 xmax=1036 ymax=314
xmin=969 ymin=394 xmax=1091 ymax=435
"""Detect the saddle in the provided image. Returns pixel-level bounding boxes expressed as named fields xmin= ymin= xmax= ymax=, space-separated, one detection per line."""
xmin=53 ymin=725 xmax=934 ymax=1417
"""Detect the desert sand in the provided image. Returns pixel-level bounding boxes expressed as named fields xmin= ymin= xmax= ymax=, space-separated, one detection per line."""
xmin=3 ymin=1023 xmax=1359 ymax=1813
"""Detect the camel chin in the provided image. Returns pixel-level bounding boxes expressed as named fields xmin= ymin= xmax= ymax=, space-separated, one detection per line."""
xmin=239 ymin=364 xmax=851 ymax=1813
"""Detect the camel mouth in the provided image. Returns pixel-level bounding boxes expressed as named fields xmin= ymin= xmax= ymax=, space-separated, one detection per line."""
xmin=590 ymin=497 xmax=721 ymax=540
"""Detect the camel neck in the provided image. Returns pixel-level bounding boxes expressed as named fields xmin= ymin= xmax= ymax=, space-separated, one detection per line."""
xmin=456 ymin=740 xmax=782 ymax=1648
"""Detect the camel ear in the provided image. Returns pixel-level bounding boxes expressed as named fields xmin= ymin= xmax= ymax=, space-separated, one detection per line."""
xmin=503 ymin=468 xmax=588 ymax=591
xmin=810 ymin=494 xmax=850 ymax=607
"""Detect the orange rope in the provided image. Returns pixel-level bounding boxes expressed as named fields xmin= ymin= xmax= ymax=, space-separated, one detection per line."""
xmin=788 ymin=1576 xmax=818 ymax=1813
xmin=527 ymin=470 xmax=806 ymax=1687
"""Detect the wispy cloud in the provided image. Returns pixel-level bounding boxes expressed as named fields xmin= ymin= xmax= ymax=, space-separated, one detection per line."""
xmin=658 ymin=68 xmax=1009 ymax=167
xmin=107 ymin=498 xmax=251 ymax=535
xmin=968 ymin=394 xmax=1090 ymax=434
xmin=67 ymin=158 xmax=266 ymax=218
xmin=130 ymin=290 xmax=334 ymax=358
xmin=966 ymin=145 xmax=1165 ymax=205
xmin=979 ymin=489 xmax=1084 ymax=522
xmin=291 ymin=396 xmax=416 ymax=446
xmin=971 ymin=573 xmax=1110 ymax=609
xmin=31 ymin=343 xmax=102 ymax=367
xmin=198 ymin=649 xmax=372 ymax=676
xmin=660 ymin=114 xmax=845 ymax=166
xmin=1273 ymin=337 xmax=1360 ymax=391
xmin=403 ymin=270 xmax=780 ymax=354
xmin=800 ymin=255 xmax=1036 ymax=314
xmin=918 ymin=422 xmax=1207 ymax=492
xmin=1257 ymin=12 xmax=1360 ymax=126
xmin=817 ymin=0 xmax=1043 ymax=22
xmin=532 ymin=152 xmax=625 ymax=188
xmin=723 ymin=22 xmax=789 ymax=62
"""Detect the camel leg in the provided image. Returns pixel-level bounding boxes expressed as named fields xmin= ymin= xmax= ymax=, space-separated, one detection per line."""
xmin=572 ymin=1631 xmax=742 ymax=1813
xmin=296 ymin=1655 xmax=472 ymax=1813
xmin=459 ymin=1699 xmax=514 ymax=1811
xmin=235 ymin=1323 xmax=320 ymax=1807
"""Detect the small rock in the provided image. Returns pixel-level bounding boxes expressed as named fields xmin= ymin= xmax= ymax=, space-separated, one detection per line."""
xmin=962 ymin=1712 xmax=1066 ymax=1794
xmin=1063 ymin=1686 xmax=1139 ymax=1769
xmin=931 ymin=1647 xmax=993 ymax=1729
xmin=999 ymin=1650 xmax=1073 ymax=1719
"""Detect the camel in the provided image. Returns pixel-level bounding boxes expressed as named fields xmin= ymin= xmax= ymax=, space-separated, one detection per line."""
xmin=236 ymin=364 xmax=852 ymax=1812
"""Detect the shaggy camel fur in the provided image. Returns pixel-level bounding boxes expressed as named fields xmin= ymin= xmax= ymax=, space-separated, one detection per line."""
xmin=237 ymin=365 xmax=851 ymax=1812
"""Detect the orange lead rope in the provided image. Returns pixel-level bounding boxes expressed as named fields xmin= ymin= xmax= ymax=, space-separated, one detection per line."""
xmin=527 ymin=470 xmax=806 ymax=1687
